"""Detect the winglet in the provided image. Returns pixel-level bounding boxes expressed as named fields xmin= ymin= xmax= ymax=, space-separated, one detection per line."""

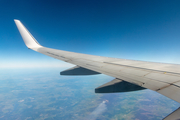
xmin=14 ymin=19 xmax=42 ymax=50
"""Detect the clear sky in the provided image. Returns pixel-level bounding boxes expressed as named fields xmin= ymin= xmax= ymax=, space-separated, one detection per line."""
xmin=1 ymin=0 xmax=180 ymax=68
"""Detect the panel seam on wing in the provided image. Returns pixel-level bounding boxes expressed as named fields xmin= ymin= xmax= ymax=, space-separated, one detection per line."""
xmin=104 ymin=62 xmax=180 ymax=75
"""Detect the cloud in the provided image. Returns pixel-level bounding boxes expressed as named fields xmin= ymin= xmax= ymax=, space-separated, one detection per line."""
xmin=86 ymin=101 xmax=107 ymax=120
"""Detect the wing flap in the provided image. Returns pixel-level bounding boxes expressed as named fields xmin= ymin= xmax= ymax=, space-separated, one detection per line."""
xmin=163 ymin=107 xmax=180 ymax=120
xmin=157 ymin=85 xmax=180 ymax=102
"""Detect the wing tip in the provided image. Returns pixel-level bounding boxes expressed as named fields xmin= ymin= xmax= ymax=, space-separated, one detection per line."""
xmin=14 ymin=19 xmax=43 ymax=50
xmin=14 ymin=19 xmax=19 ymax=21
xmin=14 ymin=19 xmax=20 ymax=24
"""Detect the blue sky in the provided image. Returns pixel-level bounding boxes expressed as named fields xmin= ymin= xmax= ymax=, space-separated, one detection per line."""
xmin=1 ymin=0 xmax=180 ymax=68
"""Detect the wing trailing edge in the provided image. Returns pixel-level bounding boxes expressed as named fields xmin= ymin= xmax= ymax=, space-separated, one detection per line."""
xmin=163 ymin=107 xmax=180 ymax=120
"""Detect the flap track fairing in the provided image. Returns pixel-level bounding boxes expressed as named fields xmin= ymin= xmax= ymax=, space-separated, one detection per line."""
xmin=60 ymin=66 xmax=101 ymax=75
xmin=95 ymin=78 xmax=146 ymax=93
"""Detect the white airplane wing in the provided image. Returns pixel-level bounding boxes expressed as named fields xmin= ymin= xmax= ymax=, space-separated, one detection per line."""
xmin=14 ymin=19 xmax=180 ymax=120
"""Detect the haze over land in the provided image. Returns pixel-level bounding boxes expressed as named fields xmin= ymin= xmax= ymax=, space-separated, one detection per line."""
xmin=0 ymin=68 xmax=179 ymax=120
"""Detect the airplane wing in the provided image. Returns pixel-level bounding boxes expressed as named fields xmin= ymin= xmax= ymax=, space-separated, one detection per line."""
xmin=14 ymin=19 xmax=180 ymax=120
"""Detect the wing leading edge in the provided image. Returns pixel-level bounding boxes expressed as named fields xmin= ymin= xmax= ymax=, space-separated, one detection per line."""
xmin=15 ymin=20 xmax=180 ymax=119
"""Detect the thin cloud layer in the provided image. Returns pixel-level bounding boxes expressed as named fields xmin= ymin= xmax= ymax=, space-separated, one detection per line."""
xmin=86 ymin=101 xmax=107 ymax=120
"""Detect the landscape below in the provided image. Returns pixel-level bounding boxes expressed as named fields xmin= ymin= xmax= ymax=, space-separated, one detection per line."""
xmin=0 ymin=68 xmax=179 ymax=120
